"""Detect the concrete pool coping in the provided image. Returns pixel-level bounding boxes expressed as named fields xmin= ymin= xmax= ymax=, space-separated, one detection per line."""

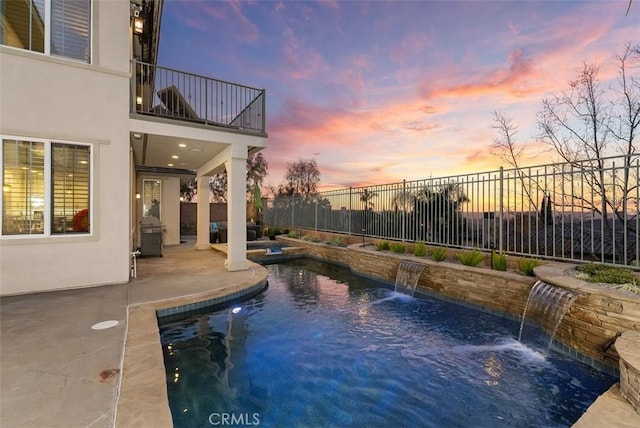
xmin=0 ymin=238 xmax=268 ymax=428
xmin=1 ymin=238 xmax=638 ymax=427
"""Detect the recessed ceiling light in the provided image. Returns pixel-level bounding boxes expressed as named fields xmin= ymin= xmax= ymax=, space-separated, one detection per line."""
xmin=171 ymin=155 xmax=179 ymax=159
xmin=168 ymin=163 xmax=174 ymax=167
xmin=178 ymin=143 xmax=187 ymax=148
xmin=191 ymin=148 xmax=202 ymax=152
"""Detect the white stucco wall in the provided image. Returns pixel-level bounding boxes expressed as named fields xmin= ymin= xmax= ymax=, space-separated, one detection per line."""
xmin=0 ymin=1 xmax=131 ymax=295
xmin=135 ymin=175 xmax=181 ymax=247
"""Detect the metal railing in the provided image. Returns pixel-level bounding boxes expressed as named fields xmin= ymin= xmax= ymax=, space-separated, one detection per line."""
xmin=264 ymin=155 xmax=639 ymax=267
xmin=131 ymin=60 xmax=266 ymax=133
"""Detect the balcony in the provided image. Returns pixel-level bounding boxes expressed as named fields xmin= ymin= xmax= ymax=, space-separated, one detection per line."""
xmin=131 ymin=60 xmax=266 ymax=135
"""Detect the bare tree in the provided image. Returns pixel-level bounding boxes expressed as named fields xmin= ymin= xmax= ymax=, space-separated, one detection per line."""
xmin=277 ymin=158 xmax=320 ymax=197
xmin=491 ymin=110 xmax=525 ymax=169
xmin=536 ymin=43 xmax=639 ymax=264
xmin=536 ymin=44 xmax=639 ymax=222
xmin=491 ymin=110 xmax=541 ymax=214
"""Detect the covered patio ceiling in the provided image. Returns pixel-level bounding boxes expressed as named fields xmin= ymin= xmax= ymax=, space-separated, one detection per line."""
xmin=130 ymin=132 xmax=228 ymax=182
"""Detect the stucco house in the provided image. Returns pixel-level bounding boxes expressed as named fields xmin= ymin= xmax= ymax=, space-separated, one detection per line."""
xmin=0 ymin=0 xmax=267 ymax=295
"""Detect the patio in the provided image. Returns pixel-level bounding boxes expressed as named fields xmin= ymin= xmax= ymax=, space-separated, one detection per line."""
xmin=0 ymin=238 xmax=267 ymax=427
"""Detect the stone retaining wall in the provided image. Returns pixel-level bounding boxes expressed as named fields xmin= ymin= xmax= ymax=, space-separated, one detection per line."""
xmin=616 ymin=331 xmax=640 ymax=414
xmin=277 ymin=236 xmax=640 ymax=371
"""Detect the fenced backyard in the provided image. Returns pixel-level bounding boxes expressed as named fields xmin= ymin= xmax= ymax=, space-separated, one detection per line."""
xmin=263 ymin=155 xmax=639 ymax=267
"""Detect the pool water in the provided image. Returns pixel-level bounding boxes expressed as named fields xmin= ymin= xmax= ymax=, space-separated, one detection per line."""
xmin=159 ymin=259 xmax=616 ymax=427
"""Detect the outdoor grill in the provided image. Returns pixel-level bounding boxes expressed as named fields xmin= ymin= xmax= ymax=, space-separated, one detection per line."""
xmin=139 ymin=216 xmax=164 ymax=257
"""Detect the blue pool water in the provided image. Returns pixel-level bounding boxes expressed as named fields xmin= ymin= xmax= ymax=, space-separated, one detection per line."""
xmin=159 ymin=259 xmax=616 ymax=427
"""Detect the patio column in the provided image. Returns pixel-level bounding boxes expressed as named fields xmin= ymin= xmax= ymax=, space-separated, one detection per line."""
xmin=195 ymin=175 xmax=211 ymax=250
xmin=225 ymin=148 xmax=248 ymax=271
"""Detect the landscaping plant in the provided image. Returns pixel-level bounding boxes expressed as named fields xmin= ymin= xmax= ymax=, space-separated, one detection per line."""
xmin=457 ymin=250 xmax=485 ymax=267
xmin=518 ymin=258 xmax=540 ymax=276
xmin=375 ymin=240 xmax=391 ymax=251
xmin=431 ymin=247 xmax=447 ymax=262
xmin=576 ymin=263 xmax=640 ymax=293
xmin=328 ymin=237 xmax=347 ymax=247
xmin=413 ymin=242 xmax=428 ymax=257
xmin=303 ymin=235 xmax=321 ymax=242
xmin=491 ymin=250 xmax=507 ymax=271
xmin=390 ymin=243 xmax=406 ymax=254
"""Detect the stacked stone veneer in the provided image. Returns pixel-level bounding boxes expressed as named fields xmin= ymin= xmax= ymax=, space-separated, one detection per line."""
xmin=278 ymin=236 xmax=640 ymax=372
xmin=616 ymin=331 xmax=640 ymax=414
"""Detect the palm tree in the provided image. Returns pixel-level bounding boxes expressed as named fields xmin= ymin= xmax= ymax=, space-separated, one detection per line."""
xmin=359 ymin=188 xmax=378 ymax=210
xmin=412 ymin=183 xmax=469 ymax=243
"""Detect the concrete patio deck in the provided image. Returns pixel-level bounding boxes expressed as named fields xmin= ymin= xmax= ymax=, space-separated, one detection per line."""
xmin=0 ymin=238 xmax=268 ymax=427
xmin=1 ymin=237 xmax=638 ymax=427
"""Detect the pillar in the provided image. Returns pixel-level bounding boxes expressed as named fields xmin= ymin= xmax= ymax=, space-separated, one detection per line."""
xmin=225 ymin=151 xmax=248 ymax=271
xmin=195 ymin=175 xmax=211 ymax=250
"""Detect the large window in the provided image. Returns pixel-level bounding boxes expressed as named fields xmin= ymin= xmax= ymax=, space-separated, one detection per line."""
xmin=2 ymin=137 xmax=91 ymax=236
xmin=0 ymin=0 xmax=91 ymax=62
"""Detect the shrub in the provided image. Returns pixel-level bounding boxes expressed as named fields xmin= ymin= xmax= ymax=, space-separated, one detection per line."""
xmin=268 ymin=227 xmax=282 ymax=237
xmin=390 ymin=243 xmax=406 ymax=254
xmin=327 ymin=237 xmax=347 ymax=247
xmin=457 ymin=250 xmax=485 ymax=267
xmin=431 ymin=247 xmax=447 ymax=262
xmin=303 ymin=234 xmax=321 ymax=242
xmin=576 ymin=263 xmax=640 ymax=289
xmin=518 ymin=258 xmax=540 ymax=276
xmin=375 ymin=240 xmax=391 ymax=251
xmin=288 ymin=230 xmax=299 ymax=239
xmin=492 ymin=250 xmax=507 ymax=271
xmin=413 ymin=241 xmax=427 ymax=257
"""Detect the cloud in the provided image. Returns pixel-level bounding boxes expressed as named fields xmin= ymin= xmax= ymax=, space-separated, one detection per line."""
xmin=418 ymin=48 xmax=541 ymax=101
xmin=177 ymin=1 xmax=260 ymax=44
xmin=281 ymin=26 xmax=328 ymax=80
xmin=389 ymin=30 xmax=432 ymax=64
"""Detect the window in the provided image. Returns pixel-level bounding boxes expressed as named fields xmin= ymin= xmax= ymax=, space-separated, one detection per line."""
xmin=0 ymin=0 xmax=91 ymax=62
xmin=143 ymin=179 xmax=161 ymax=220
xmin=2 ymin=137 xmax=91 ymax=236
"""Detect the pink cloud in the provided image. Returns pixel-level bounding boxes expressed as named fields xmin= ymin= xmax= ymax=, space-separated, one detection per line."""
xmin=179 ymin=1 xmax=260 ymax=44
xmin=281 ymin=26 xmax=328 ymax=80
xmin=390 ymin=31 xmax=432 ymax=64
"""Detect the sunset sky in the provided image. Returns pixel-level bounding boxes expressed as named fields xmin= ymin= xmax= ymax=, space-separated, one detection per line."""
xmin=157 ymin=0 xmax=639 ymax=191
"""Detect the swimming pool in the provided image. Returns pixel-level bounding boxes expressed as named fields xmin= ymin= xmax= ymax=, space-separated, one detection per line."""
xmin=158 ymin=259 xmax=616 ymax=427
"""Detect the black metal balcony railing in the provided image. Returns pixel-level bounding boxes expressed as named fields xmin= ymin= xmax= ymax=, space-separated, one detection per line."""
xmin=131 ymin=60 xmax=265 ymax=134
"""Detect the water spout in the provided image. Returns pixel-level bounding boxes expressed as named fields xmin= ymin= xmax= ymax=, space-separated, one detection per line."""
xmin=395 ymin=260 xmax=426 ymax=297
xmin=518 ymin=280 xmax=579 ymax=355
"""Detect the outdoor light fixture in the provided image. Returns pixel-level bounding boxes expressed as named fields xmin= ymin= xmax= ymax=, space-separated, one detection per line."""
xmin=135 ymin=192 xmax=141 ymax=199
xmin=133 ymin=16 xmax=144 ymax=34
xmin=133 ymin=133 xmax=142 ymax=139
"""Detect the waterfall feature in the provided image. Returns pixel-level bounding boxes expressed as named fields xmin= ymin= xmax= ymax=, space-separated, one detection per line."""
xmin=518 ymin=280 xmax=579 ymax=355
xmin=395 ymin=261 xmax=426 ymax=297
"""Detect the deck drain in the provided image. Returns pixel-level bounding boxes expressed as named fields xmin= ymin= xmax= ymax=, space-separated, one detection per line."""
xmin=91 ymin=320 xmax=119 ymax=330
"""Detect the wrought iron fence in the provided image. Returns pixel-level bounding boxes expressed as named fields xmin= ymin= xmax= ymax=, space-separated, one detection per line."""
xmin=131 ymin=60 xmax=265 ymax=133
xmin=264 ymin=155 xmax=640 ymax=267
